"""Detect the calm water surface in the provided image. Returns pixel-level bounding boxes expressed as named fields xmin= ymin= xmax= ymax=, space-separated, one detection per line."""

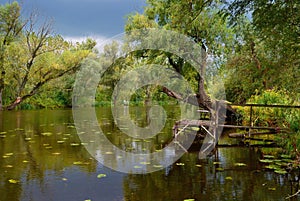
xmin=0 ymin=106 xmax=298 ymax=201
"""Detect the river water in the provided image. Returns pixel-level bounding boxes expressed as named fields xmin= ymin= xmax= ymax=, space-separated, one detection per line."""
xmin=0 ymin=106 xmax=297 ymax=201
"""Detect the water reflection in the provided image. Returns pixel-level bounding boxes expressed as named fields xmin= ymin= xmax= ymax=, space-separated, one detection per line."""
xmin=0 ymin=107 xmax=298 ymax=200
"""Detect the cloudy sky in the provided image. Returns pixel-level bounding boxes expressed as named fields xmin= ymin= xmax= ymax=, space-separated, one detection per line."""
xmin=1 ymin=0 xmax=146 ymax=45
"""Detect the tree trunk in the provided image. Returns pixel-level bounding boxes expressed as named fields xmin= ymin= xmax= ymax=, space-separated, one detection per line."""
xmin=6 ymin=97 xmax=22 ymax=110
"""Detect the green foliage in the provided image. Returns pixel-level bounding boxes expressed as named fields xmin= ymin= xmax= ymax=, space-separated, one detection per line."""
xmin=237 ymin=89 xmax=299 ymax=129
xmin=236 ymin=89 xmax=300 ymax=155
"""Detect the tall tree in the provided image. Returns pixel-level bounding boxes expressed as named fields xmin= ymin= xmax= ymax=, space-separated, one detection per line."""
xmin=125 ymin=0 xmax=235 ymax=111
xmin=0 ymin=2 xmax=25 ymax=109
xmin=223 ymin=0 xmax=300 ymax=102
xmin=0 ymin=2 xmax=95 ymax=110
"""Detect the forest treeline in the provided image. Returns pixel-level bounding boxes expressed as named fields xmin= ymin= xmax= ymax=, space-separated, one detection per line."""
xmin=0 ymin=0 xmax=299 ymax=110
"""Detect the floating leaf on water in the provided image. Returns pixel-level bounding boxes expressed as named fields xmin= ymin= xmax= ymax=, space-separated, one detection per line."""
xmin=81 ymin=143 xmax=88 ymax=146
xmin=216 ymin=167 xmax=224 ymax=171
xmin=5 ymin=165 xmax=13 ymax=168
xmin=275 ymin=161 xmax=289 ymax=167
xmin=274 ymin=169 xmax=287 ymax=174
xmin=52 ymin=152 xmax=61 ymax=155
xmin=263 ymin=155 xmax=275 ymax=159
xmin=62 ymin=178 xmax=68 ymax=181
xmin=105 ymin=151 xmax=113 ymax=155
xmin=45 ymin=146 xmax=53 ymax=149
xmin=41 ymin=132 xmax=52 ymax=136
xmin=195 ymin=164 xmax=202 ymax=168
xmin=282 ymin=158 xmax=293 ymax=163
xmin=23 ymin=160 xmax=29 ymax=163
xmin=140 ymin=162 xmax=151 ymax=165
xmin=183 ymin=199 xmax=195 ymax=201
xmin=0 ymin=131 xmax=7 ymax=134
xmin=225 ymin=176 xmax=233 ymax=180
xmin=73 ymin=161 xmax=83 ymax=165
xmin=259 ymin=159 xmax=274 ymax=163
xmin=155 ymin=149 xmax=162 ymax=152
xmin=213 ymin=162 xmax=221 ymax=165
xmin=63 ymin=133 xmax=71 ymax=136
xmin=176 ymin=163 xmax=185 ymax=166
xmin=134 ymin=165 xmax=142 ymax=169
xmin=117 ymin=156 xmax=123 ymax=159
xmin=8 ymin=179 xmax=19 ymax=184
xmin=15 ymin=128 xmax=24 ymax=131
xmin=67 ymin=125 xmax=75 ymax=128
xmin=57 ymin=141 xmax=65 ymax=144
xmin=281 ymin=154 xmax=292 ymax=159
xmin=133 ymin=139 xmax=141 ymax=142
xmin=84 ymin=199 xmax=91 ymax=201
xmin=265 ymin=165 xmax=279 ymax=170
xmin=153 ymin=165 xmax=163 ymax=168
xmin=2 ymin=155 xmax=10 ymax=158
xmin=43 ymin=143 xmax=50 ymax=146
xmin=97 ymin=174 xmax=107 ymax=179
xmin=268 ymin=187 xmax=276 ymax=191
xmin=234 ymin=163 xmax=247 ymax=167
xmin=191 ymin=127 xmax=200 ymax=131
xmin=0 ymin=134 xmax=6 ymax=138
xmin=70 ymin=143 xmax=80 ymax=146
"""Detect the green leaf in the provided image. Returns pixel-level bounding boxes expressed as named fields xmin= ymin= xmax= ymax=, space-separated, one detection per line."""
xmin=97 ymin=174 xmax=107 ymax=179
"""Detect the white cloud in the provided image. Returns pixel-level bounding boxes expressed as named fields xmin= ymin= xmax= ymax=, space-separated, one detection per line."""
xmin=63 ymin=34 xmax=122 ymax=52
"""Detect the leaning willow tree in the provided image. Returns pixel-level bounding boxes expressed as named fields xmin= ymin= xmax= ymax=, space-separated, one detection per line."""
xmin=123 ymin=0 xmax=236 ymax=113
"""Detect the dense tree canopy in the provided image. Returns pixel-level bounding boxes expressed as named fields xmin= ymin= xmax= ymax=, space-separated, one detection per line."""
xmin=0 ymin=0 xmax=298 ymax=109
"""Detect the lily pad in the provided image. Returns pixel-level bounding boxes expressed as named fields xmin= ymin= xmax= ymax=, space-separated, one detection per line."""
xmin=265 ymin=164 xmax=279 ymax=170
xmin=8 ymin=179 xmax=19 ymax=184
xmin=176 ymin=163 xmax=185 ymax=166
xmin=263 ymin=155 xmax=275 ymax=159
xmin=184 ymin=199 xmax=195 ymax=201
xmin=73 ymin=161 xmax=83 ymax=165
xmin=259 ymin=159 xmax=274 ymax=163
xmin=70 ymin=143 xmax=80 ymax=146
xmin=274 ymin=169 xmax=287 ymax=174
xmin=134 ymin=165 xmax=142 ymax=169
xmin=195 ymin=164 xmax=202 ymax=168
xmin=97 ymin=174 xmax=107 ymax=179
xmin=225 ymin=176 xmax=233 ymax=180
xmin=216 ymin=167 xmax=224 ymax=171
xmin=153 ymin=165 xmax=163 ymax=168
xmin=213 ymin=162 xmax=221 ymax=165
xmin=234 ymin=163 xmax=247 ymax=167
xmin=140 ymin=162 xmax=151 ymax=165
xmin=41 ymin=132 xmax=52 ymax=136
xmin=191 ymin=127 xmax=200 ymax=131
xmin=280 ymin=154 xmax=292 ymax=159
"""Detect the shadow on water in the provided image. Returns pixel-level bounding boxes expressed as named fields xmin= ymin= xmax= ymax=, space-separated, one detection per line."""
xmin=0 ymin=106 xmax=298 ymax=201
